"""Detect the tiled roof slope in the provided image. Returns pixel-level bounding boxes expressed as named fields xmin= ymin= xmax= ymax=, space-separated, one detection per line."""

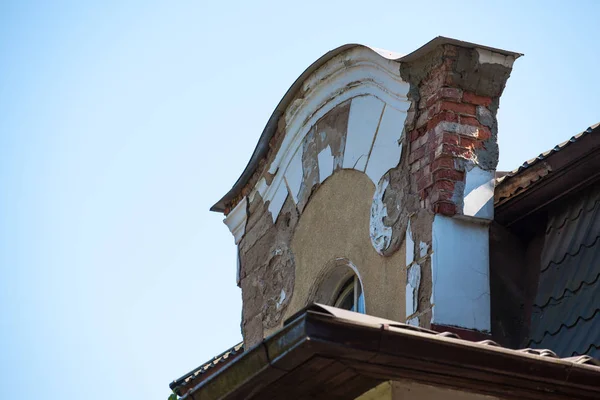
xmin=529 ymin=182 xmax=600 ymax=358
xmin=170 ymin=342 xmax=243 ymax=396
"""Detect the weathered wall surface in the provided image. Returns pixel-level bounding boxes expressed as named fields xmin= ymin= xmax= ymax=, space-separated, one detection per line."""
xmin=385 ymin=44 xmax=517 ymax=333
xmin=229 ymin=46 xmax=413 ymax=347
xmin=225 ymin=42 xmax=518 ymax=346
xmin=286 ymin=170 xmax=405 ymax=328
xmin=237 ymin=91 xmax=409 ymax=345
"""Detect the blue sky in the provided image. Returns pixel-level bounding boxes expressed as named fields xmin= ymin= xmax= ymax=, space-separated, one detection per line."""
xmin=1 ymin=1 xmax=599 ymax=399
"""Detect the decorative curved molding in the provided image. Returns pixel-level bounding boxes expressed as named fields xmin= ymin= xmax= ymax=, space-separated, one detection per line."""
xmin=223 ymin=196 xmax=247 ymax=244
xmin=247 ymin=47 xmax=410 ymax=224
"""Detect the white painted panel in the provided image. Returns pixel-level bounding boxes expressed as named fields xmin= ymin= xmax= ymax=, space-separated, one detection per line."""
xmin=343 ymin=96 xmax=384 ymax=171
xmin=268 ymin=181 xmax=288 ymax=223
xmin=463 ymin=166 xmax=495 ymax=220
xmin=365 ymin=105 xmax=406 ymax=184
xmin=431 ymin=215 xmax=490 ymax=332
xmin=223 ymin=196 xmax=247 ymax=245
xmin=284 ymin=148 xmax=304 ymax=204
xmin=406 ymin=264 xmax=421 ymax=317
xmin=405 ymin=221 xmax=414 ymax=267
xmin=317 ymin=146 xmax=334 ymax=184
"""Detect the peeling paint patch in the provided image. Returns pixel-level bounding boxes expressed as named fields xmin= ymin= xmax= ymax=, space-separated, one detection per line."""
xmin=315 ymin=101 xmax=350 ymax=171
xmin=463 ymin=166 xmax=495 ymax=220
xmin=419 ymin=241 xmax=428 ymax=259
xmin=298 ymin=129 xmax=320 ymax=213
xmin=406 ymin=221 xmax=415 ymax=267
xmin=249 ymin=177 xmax=268 ymax=204
xmin=365 ymin=105 xmax=406 ymax=185
xmin=476 ymin=48 xmax=515 ymax=68
xmin=406 ymin=263 xmax=421 ymax=317
xmin=276 ymin=289 xmax=286 ymax=310
xmin=343 ymin=96 xmax=384 ymax=171
xmin=268 ymin=181 xmax=288 ymax=223
xmin=370 ymin=176 xmax=393 ymax=254
xmin=284 ymin=148 xmax=303 ymax=204
xmin=318 ymin=146 xmax=334 ymax=183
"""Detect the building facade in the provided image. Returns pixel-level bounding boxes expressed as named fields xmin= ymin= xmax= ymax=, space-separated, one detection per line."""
xmin=169 ymin=37 xmax=600 ymax=400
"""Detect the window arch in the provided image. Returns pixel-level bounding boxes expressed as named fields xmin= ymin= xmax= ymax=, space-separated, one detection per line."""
xmin=333 ymin=275 xmax=365 ymax=313
xmin=309 ymin=257 xmax=366 ymax=313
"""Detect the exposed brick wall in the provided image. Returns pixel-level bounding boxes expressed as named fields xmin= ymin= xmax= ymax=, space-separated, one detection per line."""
xmin=402 ymin=44 xmax=508 ymax=218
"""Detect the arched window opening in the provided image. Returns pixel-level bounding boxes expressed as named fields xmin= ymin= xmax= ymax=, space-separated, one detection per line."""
xmin=333 ymin=275 xmax=365 ymax=313
xmin=310 ymin=258 xmax=366 ymax=314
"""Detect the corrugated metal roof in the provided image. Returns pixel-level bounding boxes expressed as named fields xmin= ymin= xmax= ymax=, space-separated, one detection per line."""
xmin=496 ymin=123 xmax=600 ymax=187
xmin=529 ymin=183 xmax=600 ymax=358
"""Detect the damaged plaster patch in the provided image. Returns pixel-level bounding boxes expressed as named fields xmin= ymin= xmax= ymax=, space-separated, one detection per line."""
xmin=406 ymin=263 xmax=421 ymax=317
xmin=463 ymin=166 xmax=495 ymax=220
xmin=284 ymin=148 xmax=303 ymax=205
xmin=240 ymin=195 xmax=298 ymax=346
xmin=276 ymin=289 xmax=286 ymax=310
xmin=365 ymin=105 xmax=406 ymax=185
xmin=317 ymin=146 xmax=334 ymax=183
xmin=406 ymin=221 xmax=414 ymax=267
xmin=315 ymin=100 xmax=350 ymax=171
xmin=476 ymin=106 xmax=493 ymax=128
xmin=476 ymin=48 xmax=515 ymax=68
xmin=434 ymin=121 xmax=479 ymax=138
xmin=419 ymin=241 xmax=428 ymax=258
xmin=268 ymin=181 xmax=288 ymax=223
xmin=343 ymin=95 xmax=384 ymax=171
xmin=370 ymin=176 xmax=393 ymax=255
xmin=296 ymin=129 xmax=320 ymax=213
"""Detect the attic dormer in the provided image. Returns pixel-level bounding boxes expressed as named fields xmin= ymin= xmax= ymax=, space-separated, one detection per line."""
xmin=213 ymin=37 xmax=521 ymax=347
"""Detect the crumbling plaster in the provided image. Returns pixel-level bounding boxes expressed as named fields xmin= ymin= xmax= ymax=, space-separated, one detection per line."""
xmin=231 ymin=41 xmax=517 ymax=344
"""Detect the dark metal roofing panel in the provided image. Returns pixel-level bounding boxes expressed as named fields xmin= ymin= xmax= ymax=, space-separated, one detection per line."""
xmin=530 ymin=315 xmax=600 ymax=358
xmin=536 ymin=230 xmax=600 ymax=303
xmin=542 ymin=185 xmax=600 ymax=268
xmin=529 ymin=184 xmax=600 ymax=359
xmin=531 ymin=278 xmax=599 ymax=343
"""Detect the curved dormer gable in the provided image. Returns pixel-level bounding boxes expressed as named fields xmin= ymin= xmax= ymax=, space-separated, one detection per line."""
xmin=215 ymin=38 xmax=521 ymax=346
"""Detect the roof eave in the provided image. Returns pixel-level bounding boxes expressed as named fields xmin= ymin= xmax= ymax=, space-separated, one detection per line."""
xmin=180 ymin=305 xmax=600 ymax=400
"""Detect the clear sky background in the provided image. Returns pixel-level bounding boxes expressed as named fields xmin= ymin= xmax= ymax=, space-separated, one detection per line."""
xmin=1 ymin=1 xmax=599 ymax=399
